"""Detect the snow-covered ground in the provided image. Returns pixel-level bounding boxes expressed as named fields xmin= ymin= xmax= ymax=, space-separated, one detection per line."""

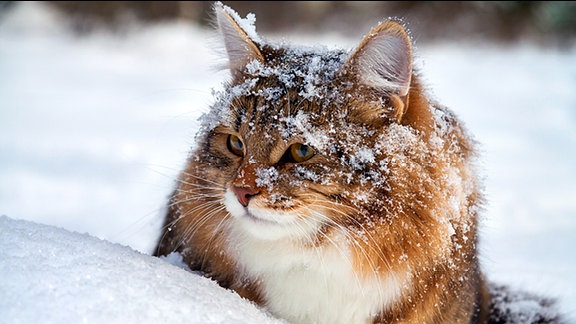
xmin=1 ymin=2 xmax=575 ymax=322
xmin=0 ymin=216 xmax=282 ymax=323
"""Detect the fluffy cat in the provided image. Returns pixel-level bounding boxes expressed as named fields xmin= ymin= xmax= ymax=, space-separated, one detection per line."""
xmin=154 ymin=3 xmax=554 ymax=323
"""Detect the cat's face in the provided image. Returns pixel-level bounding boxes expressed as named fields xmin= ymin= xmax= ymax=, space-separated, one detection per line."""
xmin=189 ymin=5 xmax=422 ymax=242
xmin=195 ymin=51 xmax=419 ymax=242
xmin=203 ymin=56 xmax=350 ymax=240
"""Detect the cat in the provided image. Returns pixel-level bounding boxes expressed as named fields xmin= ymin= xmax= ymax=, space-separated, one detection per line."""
xmin=154 ymin=3 xmax=557 ymax=324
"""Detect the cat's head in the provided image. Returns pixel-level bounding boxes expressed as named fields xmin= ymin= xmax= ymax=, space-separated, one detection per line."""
xmin=192 ymin=3 xmax=436 ymax=242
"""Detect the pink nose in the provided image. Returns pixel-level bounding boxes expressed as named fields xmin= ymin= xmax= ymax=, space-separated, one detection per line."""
xmin=232 ymin=186 xmax=259 ymax=207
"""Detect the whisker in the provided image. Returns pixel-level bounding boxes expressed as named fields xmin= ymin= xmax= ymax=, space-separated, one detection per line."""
xmin=298 ymin=205 xmax=366 ymax=292
xmin=176 ymin=172 xmax=225 ymax=188
xmin=199 ymin=204 xmax=231 ymax=269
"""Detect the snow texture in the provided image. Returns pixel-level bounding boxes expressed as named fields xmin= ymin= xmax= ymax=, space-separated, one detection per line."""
xmin=0 ymin=216 xmax=281 ymax=323
xmin=1 ymin=2 xmax=575 ymax=322
xmin=219 ymin=1 xmax=262 ymax=44
xmin=489 ymin=284 xmax=563 ymax=323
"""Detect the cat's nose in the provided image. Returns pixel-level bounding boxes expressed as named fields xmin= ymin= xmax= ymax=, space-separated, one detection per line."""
xmin=232 ymin=186 xmax=259 ymax=207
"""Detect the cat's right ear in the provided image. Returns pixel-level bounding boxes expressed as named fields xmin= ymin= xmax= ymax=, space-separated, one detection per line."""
xmin=214 ymin=3 xmax=264 ymax=80
xmin=344 ymin=20 xmax=413 ymax=122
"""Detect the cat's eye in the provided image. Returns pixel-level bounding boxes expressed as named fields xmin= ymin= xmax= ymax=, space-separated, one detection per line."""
xmin=227 ymin=134 xmax=244 ymax=157
xmin=286 ymin=143 xmax=315 ymax=163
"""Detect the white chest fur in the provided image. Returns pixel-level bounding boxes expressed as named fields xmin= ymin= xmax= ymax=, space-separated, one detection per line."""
xmin=228 ymin=226 xmax=407 ymax=324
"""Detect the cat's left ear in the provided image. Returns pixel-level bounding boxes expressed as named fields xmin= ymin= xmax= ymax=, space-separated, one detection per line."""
xmin=214 ymin=3 xmax=264 ymax=79
xmin=345 ymin=20 xmax=412 ymax=120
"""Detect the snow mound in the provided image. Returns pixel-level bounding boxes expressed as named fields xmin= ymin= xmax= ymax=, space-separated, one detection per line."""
xmin=488 ymin=284 xmax=565 ymax=323
xmin=0 ymin=216 xmax=281 ymax=323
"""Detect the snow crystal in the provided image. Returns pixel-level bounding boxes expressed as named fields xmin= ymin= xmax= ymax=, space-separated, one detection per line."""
xmin=376 ymin=123 xmax=420 ymax=156
xmin=218 ymin=2 xmax=263 ymax=44
xmin=279 ymin=111 xmax=332 ymax=152
xmin=255 ymin=165 xmax=279 ymax=190
xmin=293 ymin=165 xmax=322 ymax=183
xmin=348 ymin=147 xmax=376 ymax=171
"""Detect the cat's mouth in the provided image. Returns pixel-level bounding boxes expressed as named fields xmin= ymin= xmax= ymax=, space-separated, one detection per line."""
xmin=224 ymin=189 xmax=323 ymax=240
xmin=243 ymin=210 xmax=283 ymax=225
xmin=235 ymin=204 xmax=300 ymax=226
xmin=224 ymin=189 xmax=295 ymax=222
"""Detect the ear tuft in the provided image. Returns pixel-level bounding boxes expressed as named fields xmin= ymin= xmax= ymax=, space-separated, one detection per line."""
xmin=214 ymin=2 xmax=264 ymax=78
xmin=347 ymin=21 xmax=413 ymax=98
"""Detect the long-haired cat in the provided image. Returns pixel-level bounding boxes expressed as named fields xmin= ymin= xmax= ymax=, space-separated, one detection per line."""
xmin=155 ymin=3 xmax=493 ymax=323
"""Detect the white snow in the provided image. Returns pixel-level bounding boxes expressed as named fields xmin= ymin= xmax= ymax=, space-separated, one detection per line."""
xmin=1 ymin=2 xmax=575 ymax=322
xmin=218 ymin=2 xmax=262 ymax=45
xmin=0 ymin=216 xmax=281 ymax=323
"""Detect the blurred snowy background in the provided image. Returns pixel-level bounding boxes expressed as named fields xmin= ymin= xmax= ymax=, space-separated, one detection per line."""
xmin=1 ymin=1 xmax=575 ymax=321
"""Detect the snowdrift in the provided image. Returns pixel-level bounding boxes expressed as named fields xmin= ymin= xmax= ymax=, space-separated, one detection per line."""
xmin=0 ymin=216 xmax=281 ymax=323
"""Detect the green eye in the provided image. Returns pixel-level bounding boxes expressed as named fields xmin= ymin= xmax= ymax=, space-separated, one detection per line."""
xmin=287 ymin=143 xmax=315 ymax=163
xmin=227 ymin=134 xmax=244 ymax=157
